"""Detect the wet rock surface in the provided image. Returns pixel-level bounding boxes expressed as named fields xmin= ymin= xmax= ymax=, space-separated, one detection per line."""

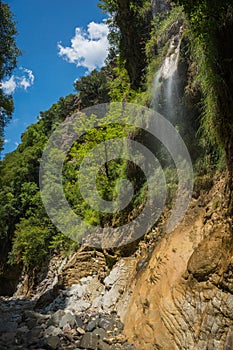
xmin=0 ymin=296 xmax=137 ymax=350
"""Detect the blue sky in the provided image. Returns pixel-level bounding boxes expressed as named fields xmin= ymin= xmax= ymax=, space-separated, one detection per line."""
xmin=2 ymin=0 xmax=109 ymax=156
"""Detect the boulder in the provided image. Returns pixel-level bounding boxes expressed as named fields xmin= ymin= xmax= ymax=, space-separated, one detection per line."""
xmin=47 ymin=309 xmax=65 ymax=327
xmin=45 ymin=335 xmax=60 ymax=350
xmin=44 ymin=325 xmax=62 ymax=337
xmin=79 ymin=332 xmax=98 ymax=349
xmin=86 ymin=320 xmax=97 ymax=332
xmin=59 ymin=312 xmax=76 ymax=328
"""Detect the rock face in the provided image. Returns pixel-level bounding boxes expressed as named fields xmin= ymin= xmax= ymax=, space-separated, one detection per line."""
xmin=58 ymin=248 xmax=108 ymax=289
xmin=124 ymin=174 xmax=233 ymax=349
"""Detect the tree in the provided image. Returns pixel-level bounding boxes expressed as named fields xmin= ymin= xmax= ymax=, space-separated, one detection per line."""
xmin=99 ymin=0 xmax=152 ymax=90
xmin=74 ymin=68 xmax=110 ymax=108
xmin=0 ymin=0 xmax=21 ymax=150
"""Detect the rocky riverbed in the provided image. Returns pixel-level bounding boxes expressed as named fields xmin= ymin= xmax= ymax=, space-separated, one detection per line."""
xmin=0 ymin=292 xmax=136 ymax=350
xmin=0 ymin=257 xmax=139 ymax=350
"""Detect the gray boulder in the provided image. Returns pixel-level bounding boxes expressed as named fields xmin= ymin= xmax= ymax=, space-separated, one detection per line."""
xmin=79 ymin=332 xmax=98 ymax=349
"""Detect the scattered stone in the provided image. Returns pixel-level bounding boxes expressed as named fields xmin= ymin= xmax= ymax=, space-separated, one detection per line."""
xmin=59 ymin=312 xmax=76 ymax=328
xmin=86 ymin=320 xmax=97 ymax=332
xmin=0 ymin=258 xmax=136 ymax=350
xmin=75 ymin=315 xmax=83 ymax=328
xmin=47 ymin=309 xmax=65 ymax=327
xmin=44 ymin=325 xmax=62 ymax=337
xmin=45 ymin=335 xmax=60 ymax=349
xmin=77 ymin=327 xmax=86 ymax=335
xmin=63 ymin=322 xmax=72 ymax=333
xmin=103 ymin=337 xmax=115 ymax=345
xmin=71 ymin=300 xmax=91 ymax=312
xmin=115 ymin=320 xmax=124 ymax=332
xmin=79 ymin=332 xmax=99 ymax=349
xmin=26 ymin=327 xmax=42 ymax=345
xmin=98 ymin=339 xmax=111 ymax=350
xmin=93 ymin=327 xmax=107 ymax=339
xmin=26 ymin=317 xmax=37 ymax=329
xmin=98 ymin=318 xmax=115 ymax=331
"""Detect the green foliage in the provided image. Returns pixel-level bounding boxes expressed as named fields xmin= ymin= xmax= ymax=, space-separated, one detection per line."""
xmin=8 ymin=217 xmax=51 ymax=268
xmin=74 ymin=68 xmax=110 ymax=108
xmin=175 ymin=0 xmax=233 ymax=184
xmin=0 ymin=93 xmax=81 ymax=270
xmin=62 ymin=119 xmax=131 ymax=230
xmin=39 ymin=94 xmax=80 ymax=135
xmin=98 ymin=0 xmax=118 ymax=13
xmin=0 ymin=1 xmax=21 ymax=150
xmin=0 ymin=1 xmax=20 ymax=77
xmin=49 ymin=232 xmax=78 ymax=256
xmin=109 ymin=58 xmax=136 ymax=102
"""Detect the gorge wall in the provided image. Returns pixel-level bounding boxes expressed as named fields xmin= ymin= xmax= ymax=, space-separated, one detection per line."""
xmin=123 ymin=174 xmax=233 ymax=350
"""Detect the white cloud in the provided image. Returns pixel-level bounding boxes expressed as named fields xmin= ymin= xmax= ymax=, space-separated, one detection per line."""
xmin=0 ymin=68 xmax=35 ymax=95
xmin=58 ymin=21 xmax=109 ymax=72
xmin=19 ymin=68 xmax=35 ymax=89
xmin=1 ymin=76 xmax=17 ymax=95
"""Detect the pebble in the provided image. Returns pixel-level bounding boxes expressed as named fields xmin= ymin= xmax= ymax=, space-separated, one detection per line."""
xmin=86 ymin=320 xmax=97 ymax=332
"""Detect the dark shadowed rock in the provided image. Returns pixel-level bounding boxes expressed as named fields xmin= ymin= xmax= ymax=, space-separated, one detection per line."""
xmin=79 ymin=332 xmax=98 ymax=349
xmin=93 ymin=327 xmax=107 ymax=340
xmin=75 ymin=315 xmax=84 ymax=328
xmin=35 ymin=284 xmax=60 ymax=310
xmin=98 ymin=339 xmax=111 ymax=350
xmin=98 ymin=318 xmax=115 ymax=331
xmin=26 ymin=317 xmax=37 ymax=329
xmin=0 ymin=332 xmax=16 ymax=346
xmin=45 ymin=335 xmax=60 ymax=349
xmin=26 ymin=326 xmax=42 ymax=345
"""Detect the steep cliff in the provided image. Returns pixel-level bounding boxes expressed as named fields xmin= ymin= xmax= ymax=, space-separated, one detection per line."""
xmin=124 ymin=174 xmax=233 ymax=350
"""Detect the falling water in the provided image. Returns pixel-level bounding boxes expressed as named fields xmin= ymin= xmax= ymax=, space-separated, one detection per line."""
xmin=153 ymin=26 xmax=183 ymax=122
xmin=150 ymin=24 xmax=184 ymax=177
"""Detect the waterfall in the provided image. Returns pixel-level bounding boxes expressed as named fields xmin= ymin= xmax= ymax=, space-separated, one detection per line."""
xmin=153 ymin=26 xmax=183 ymax=123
